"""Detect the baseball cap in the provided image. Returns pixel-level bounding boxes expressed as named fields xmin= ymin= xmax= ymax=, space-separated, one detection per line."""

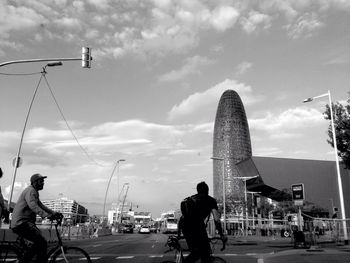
xmin=30 ymin=173 xmax=47 ymax=184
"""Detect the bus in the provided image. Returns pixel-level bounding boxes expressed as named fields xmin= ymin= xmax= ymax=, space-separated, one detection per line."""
xmin=161 ymin=217 xmax=178 ymax=234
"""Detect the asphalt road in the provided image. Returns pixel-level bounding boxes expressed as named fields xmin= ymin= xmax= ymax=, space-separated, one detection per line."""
xmin=63 ymin=233 xmax=350 ymax=263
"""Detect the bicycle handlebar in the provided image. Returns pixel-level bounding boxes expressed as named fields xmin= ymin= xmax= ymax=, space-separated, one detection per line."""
xmin=49 ymin=213 xmax=64 ymax=226
xmin=165 ymin=235 xmax=226 ymax=252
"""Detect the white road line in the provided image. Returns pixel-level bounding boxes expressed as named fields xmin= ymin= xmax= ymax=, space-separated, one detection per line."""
xmin=224 ymin=253 xmax=238 ymax=256
xmin=258 ymin=259 xmax=264 ymax=263
xmin=90 ymin=257 xmax=101 ymax=260
xmin=116 ymin=256 xmax=134 ymax=259
xmin=92 ymin=244 xmax=102 ymax=247
xmin=247 ymin=253 xmax=257 ymax=256
xmin=149 ymin=255 xmax=164 ymax=258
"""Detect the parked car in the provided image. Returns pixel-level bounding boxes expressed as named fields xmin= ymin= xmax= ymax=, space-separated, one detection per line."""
xmin=122 ymin=224 xmax=134 ymax=233
xmin=139 ymin=225 xmax=150 ymax=234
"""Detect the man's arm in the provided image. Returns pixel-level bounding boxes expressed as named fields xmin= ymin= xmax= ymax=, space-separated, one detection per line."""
xmin=211 ymin=208 xmax=224 ymax=236
xmin=0 ymin=186 xmax=5 ymax=209
xmin=25 ymin=188 xmax=53 ymax=218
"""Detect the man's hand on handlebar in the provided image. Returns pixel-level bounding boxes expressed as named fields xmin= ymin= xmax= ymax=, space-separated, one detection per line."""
xmin=48 ymin=212 xmax=63 ymax=221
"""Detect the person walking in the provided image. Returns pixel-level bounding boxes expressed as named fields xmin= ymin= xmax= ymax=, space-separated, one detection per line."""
xmin=179 ymin=181 xmax=227 ymax=263
xmin=11 ymin=173 xmax=62 ymax=263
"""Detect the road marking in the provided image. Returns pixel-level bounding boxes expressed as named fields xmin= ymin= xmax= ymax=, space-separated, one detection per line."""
xmin=116 ymin=256 xmax=134 ymax=259
xmin=258 ymin=259 xmax=264 ymax=263
xmin=92 ymin=244 xmax=102 ymax=247
xmin=90 ymin=257 xmax=101 ymax=260
xmin=247 ymin=253 xmax=257 ymax=256
xmin=149 ymin=255 xmax=164 ymax=258
xmin=225 ymin=253 xmax=238 ymax=256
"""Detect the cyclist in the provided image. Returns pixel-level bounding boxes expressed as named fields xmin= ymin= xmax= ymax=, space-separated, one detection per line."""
xmin=0 ymin=167 xmax=10 ymax=227
xmin=179 ymin=181 xmax=227 ymax=263
xmin=11 ymin=173 xmax=62 ymax=263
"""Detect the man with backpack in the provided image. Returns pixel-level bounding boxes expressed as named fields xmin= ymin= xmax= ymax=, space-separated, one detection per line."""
xmin=179 ymin=181 xmax=227 ymax=263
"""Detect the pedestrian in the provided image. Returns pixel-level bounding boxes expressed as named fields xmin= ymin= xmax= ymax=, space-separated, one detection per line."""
xmin=11 ymin=173 xmax=62 ymax=263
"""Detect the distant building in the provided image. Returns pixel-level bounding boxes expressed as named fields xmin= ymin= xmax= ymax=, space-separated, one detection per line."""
xmin=212 ymin=89 xmax=350 ymax=220
xmin=213 ymin=90 xmax=252 ymax=203
xmin=42 ymin=197 xmax=89 ymax=224
xmin=249 ymin=156 xmax=350 ymax=218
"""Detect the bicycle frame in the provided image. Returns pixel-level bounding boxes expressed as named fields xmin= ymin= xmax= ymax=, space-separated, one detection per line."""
xmin=164 ymin=236 xmax=226 ymax=263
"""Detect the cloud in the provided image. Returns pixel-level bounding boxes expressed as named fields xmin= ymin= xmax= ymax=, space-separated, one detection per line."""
xmin=235 ymin=61 xmax=253 ymax=76
xmin=285 ymin=12 xmax=323 ymax=39
xmin=240 ymin=11 xmax=271 ymax=34
xmin=0 ymin=3 xmax=47 ymax=38
xmin=249 ymin=107 xmax=325 ymax=139
xmin=158 ymin=55 xmax=215 ymax=82
xmin=210 ymin=5 xmax=240 ymax=32
xmin=167 ymin=79 xmax=260 ymax=122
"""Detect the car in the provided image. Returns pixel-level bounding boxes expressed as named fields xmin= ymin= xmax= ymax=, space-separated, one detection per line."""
xmin=139 ymin=225 xmax=150 ymax=234
xmin=150 ymin=225 xmax=158 ymax=233
xmin=121 ymin=224 xmax=134 ymax=233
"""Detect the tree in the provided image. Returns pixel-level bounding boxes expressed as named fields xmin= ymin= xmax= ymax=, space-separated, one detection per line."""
xmin=323 ymin=93 xmax=350 ymax=169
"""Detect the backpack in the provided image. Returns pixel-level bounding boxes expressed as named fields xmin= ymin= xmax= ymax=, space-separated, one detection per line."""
xmin=180 ymin=196 xmax=198 ymax=220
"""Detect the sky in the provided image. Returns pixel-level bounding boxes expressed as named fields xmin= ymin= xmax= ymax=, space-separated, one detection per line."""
xmin=0 ymin=0 xmax=349 ymax=218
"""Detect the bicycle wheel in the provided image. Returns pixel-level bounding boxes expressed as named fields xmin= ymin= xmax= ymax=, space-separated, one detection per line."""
xmin=49 ymin=246 xmax=91 ymax=263
xmin=210 ymin=256 xmax=226 ymax=263
xmin=0 ymin=244 xmax=21 ymax=262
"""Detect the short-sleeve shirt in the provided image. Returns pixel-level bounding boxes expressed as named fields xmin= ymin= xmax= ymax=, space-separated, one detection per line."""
xmin=183 ymin=193 xmax=218 ymax=232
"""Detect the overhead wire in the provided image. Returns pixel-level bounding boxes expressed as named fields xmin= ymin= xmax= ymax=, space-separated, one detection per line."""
xmin=42 ymin=73 xmax=111 ymax=167
xmin=0 ymin=71 xmax=42 ymax=76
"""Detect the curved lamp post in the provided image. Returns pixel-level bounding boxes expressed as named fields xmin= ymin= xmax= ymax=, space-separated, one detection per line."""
xmin=211 ymin=156 xmax=226 ymax=234
xmin=303 ymin=90 xmax=348 ymax=245
xmin=102 ymin=159 xmax=125 ymax=224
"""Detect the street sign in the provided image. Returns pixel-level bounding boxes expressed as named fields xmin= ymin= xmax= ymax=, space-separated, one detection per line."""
xmin=291 ymin=183 xmax=305 ymax=201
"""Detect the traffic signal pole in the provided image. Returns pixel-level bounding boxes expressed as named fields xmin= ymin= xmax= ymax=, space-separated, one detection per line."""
xmin=0 ymin=47 xmax=92 ymax=68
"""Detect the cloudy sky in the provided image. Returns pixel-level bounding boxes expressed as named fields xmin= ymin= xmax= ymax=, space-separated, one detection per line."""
xmin=1 ymin=0 xmax=349 ymax=217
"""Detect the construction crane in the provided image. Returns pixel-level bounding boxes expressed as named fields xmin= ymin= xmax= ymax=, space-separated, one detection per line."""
xmin=117 ymin=183 xmax=130 ymax=223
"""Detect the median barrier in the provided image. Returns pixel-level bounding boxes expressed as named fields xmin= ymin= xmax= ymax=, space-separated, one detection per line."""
xmin=0 ymin=227 xmax=58 ymax=243
xmin=94 ymin=227 xmax=112 ymax=237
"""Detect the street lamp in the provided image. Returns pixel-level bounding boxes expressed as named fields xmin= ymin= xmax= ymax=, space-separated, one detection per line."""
xmin=211 ymin=156 xmax=226 ymax=234
xmin=7 ymin=62 xmax=63 ymax=211
xmin=247 ymin=191 xmax=261 ymax=230
xmin=303 ymin=90 xmax=348 ymax=245
xmin=102 ymin=159 xmax=126 ymax=225
xmin=236 ymin=175 xmax=258 ymax=236
xmin=117 ymin=159 xmax=126 ymax=206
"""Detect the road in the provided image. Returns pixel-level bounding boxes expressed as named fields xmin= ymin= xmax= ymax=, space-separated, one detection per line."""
xmin=64 ymin=233 xmax=350 ymax=263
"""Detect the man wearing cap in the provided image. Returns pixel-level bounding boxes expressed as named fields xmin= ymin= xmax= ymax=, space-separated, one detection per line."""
xmin=11 ymin=173 xmax=61 ymax=263
xmin=0 ymin=167 xmax=9 ymax=227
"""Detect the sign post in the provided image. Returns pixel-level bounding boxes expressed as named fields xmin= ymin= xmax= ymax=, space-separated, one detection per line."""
xmin=292 ymin=183 xmax=305 ymax=231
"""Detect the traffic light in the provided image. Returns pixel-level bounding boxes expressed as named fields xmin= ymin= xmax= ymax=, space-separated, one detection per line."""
xmin=82 ymin=47 xmax=92 ymax=68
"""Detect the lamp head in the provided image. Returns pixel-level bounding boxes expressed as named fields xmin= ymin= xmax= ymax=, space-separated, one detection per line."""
xmin=47 ymin=61 xmax=63 ymax=67
xmin=303 ymin=98 xmax=313 ymax=103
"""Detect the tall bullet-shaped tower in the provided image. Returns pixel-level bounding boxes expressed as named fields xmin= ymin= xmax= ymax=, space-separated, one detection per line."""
xmin=213 ymin=90 xmax=252 ymax=203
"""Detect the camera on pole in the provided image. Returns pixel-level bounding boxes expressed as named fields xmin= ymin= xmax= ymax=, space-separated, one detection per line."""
xmin=82 ymin=47 xmax=92 ymax=68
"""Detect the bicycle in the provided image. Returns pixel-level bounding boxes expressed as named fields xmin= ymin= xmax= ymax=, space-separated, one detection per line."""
xmin=0 ymin=214 xmax=91 ymax=262
xmin=162 ymin=235 xmax=227 ymax=263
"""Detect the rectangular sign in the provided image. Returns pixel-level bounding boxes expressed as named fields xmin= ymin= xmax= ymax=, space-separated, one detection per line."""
xmin=291 ymin=183 xmax=305 ymax=201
